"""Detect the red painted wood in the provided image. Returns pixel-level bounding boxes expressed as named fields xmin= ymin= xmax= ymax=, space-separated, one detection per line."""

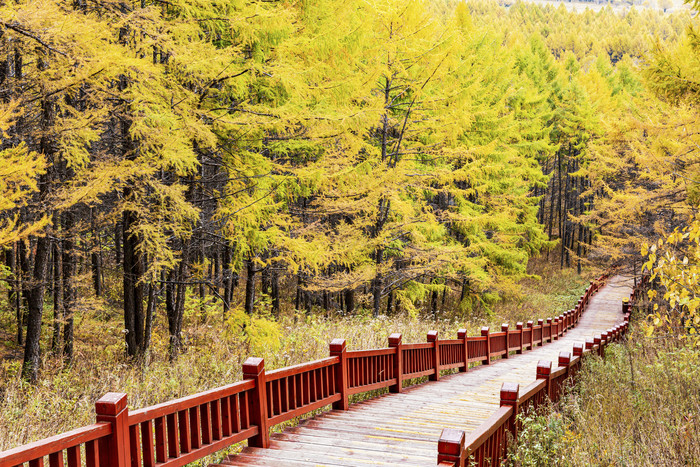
xmin=154 ymin=417 xmax=166 ymax=463
xmin=388 ymin=333 xmax=402 ymax=393
xmin=178 ymin=409 xmax=191 ymax=454
xmin=128 ymin=424 xmax=141 ymax=467
xmin=85 ymin=440 xmax=98 ymax=467
xmin=242 ymin=357 xmax=269 ymax=448
xmin=428 ymin=331 xmax=439 ymax=381
xmin=95 ymin=393 xmax=129 ymax=467
xmin=0 ymin=424 xmax=110 ymax=467
xmin=329 ymin=339 xmax=348 ymax=410
xmin=48 ymin=451 xmax=63 ymax=467
xmin=65 ymin=446 xmax=80 ymax=467
xmin=481 ymin=327 xmax=490 ymax=364
xmin=140 ymin=420 xmax=155 ymax=467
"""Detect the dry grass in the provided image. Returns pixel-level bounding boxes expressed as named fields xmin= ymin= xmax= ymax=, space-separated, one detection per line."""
xmin=0 ymin=262 xmax=591 ymax=464
xmin=510 ymin=324 xmax=700 ymax=466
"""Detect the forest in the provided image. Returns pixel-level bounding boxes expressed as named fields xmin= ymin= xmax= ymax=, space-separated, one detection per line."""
xmin=1 ymin=0 xmax=700 ymax=464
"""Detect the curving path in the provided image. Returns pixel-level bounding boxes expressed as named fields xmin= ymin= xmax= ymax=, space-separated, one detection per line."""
xmin=216 ymin=276 xmax=632 ymax=466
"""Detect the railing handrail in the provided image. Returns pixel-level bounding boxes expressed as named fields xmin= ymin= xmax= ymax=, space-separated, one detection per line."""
xmin=0 ymin=273 xmax=613 ymax=467
xmin=437 ymin=272 xmax=648 ymax=467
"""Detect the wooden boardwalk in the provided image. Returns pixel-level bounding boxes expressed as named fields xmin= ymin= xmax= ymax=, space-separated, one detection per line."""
xmin=216 ymin=275 xmax=632 ymax=467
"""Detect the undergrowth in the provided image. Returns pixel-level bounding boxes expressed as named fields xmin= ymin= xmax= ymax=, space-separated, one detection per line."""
xmin=0 ymin=262 xmax=591 ymax=464
xmin=509 ymin=325 xmax=700 ymax=466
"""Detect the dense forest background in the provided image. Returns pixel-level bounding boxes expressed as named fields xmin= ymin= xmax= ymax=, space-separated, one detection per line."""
xmin=2 ymin=0 xmax=700 ymax=460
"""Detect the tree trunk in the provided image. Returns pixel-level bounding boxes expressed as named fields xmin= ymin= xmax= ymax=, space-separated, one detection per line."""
xmin=143 ymin=280 xmax=157 ymax=354
xmin=223 ymin=244 xmax=232 ymax=314
xmin=372 ymin=248 xmax=383 ymax=318
xmin=91 ymin=219 xmax=102 ymax=297
xmin=9 ymin=243 xmax=22 ymax=345
xmin=123 ymin=208 xmax=145 ymax=357
xmin=51 ymin=237 xmax=62 ymax=354
xmin=62 ymin=212 xmax=76 ymax=361
xmin=244 ymin=259 xmax=256 ymax=315
xmin=271 ymin=267 xmax=280 ymax=315
xmin=345 ymin=289 xmax=355 ymax=314
xmin=115 ymin=221 xmax=122 ymax=266
xmin=21 ymin=235 xmax=51 ymax=382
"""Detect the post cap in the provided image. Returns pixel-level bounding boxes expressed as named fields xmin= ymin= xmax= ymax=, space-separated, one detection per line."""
xmin=388 ymin=333 xmax=402 ymax=346
xmin=242 ymin=357 xmax=265 ymax=376
xmin=585 ymin=338 xmax=594 ymax=349
xmin=329 ymin=338 xmax=346 ymax=353
xmin=501 ymin=323 xmax=509 ymax=332
xmin=536 ymin=360 xmax=552 ymax=379
xmin=427 ymin=330 xmax=439 ymax=342
xmin=558 ymin=351 xmax=571 ymax=367
xmin=95 ymin=392 xmax=128 ymax=415
xmin=573 ymin=343 xmax=584 ymax=357
xmin=457 ymin=329 xmax=467 ymax=339
xmin=527 ymin=320 xmax=534 ymax=327
xmin=500 ymin=382 xmax=519 ymax=404
xmin=438 ymin=428 xmax=465 ymax=455
xmin=481 ymin=326 xmax=490 ymax=336
xmin=516 ymin=322 xmax=523 ymax=330
xmin=538 ymin=319 xmax=544 ymax=325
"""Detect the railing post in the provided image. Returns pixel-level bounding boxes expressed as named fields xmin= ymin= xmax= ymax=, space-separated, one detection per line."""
xmin=458 ymin=329 xmax=469 ymax=372
xmin=558 ymin=351 xmax=571 ymax=382
xmin=428 ymin=330 xmax=440 ymax=381
xmin=573 ymin=343 xmax=583 ymax=358
xmin=559 ymin=315 xmax=565 ymax=335
xmin=552 ymin=317 xmax=559 ymax=340
xmin=438 ymin=428 xmax=465 ymax=467
xmin=95 ymin=392 xmax=130 ymax=467
xmin=537 ymin=319 xmax=544 ymax=346
xmin=501 ymin=324 xmax=509 ymax=359
xmin=546 ymin=318 xmax=553 ymax=342
xmin=481 ymin=327 xmax=491 ymax=364
xmin=389 ymin=333 xmax=403 ymax=393
xmin=536 ymin=360 xmax=552 ymax=400
xmin=242 ymin=357 xmax=270 ymax=448
xmin=330 ymin=339 xmax=348 ymax=411
xmin=594 ymin=335 xmax=602 ymax=357
xmin=500 ymin=382 xmax=520 ymax=438
xmin=585 ymin=338 xmax=595 ymax=355
xmin=526 ymin=321 xmax=533 ymax=350
xmin=516 ymin=322 xmax=523 ymax=354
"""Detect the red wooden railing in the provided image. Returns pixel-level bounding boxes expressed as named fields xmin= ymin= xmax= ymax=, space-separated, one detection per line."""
xmin=0 ymin=273 xmax=611 ymax=467
xmin=437 ymin=274 xmax=648 ymax=467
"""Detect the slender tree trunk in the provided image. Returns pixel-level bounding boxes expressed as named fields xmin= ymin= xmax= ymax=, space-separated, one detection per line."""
xmin=345 ymin=289 xmax=355 ymax=314
xmin=115 ymin=221 xmax=122 ymax=266
xmin=90 ymin=209 xmax=102 ymax=297
xmin=123 ymin=208 xmax=145 ymax=357
xmin=244 ymin=258 xmax=256 ymax=315
xmin=21 ymin=235 xmax=51 ymax=382
xmin=62 ymin=212 xmax=75 ymax=361
xmin=431 ymin=288 xmax=439 ymax=316
xmin=143 ymin=280 xmax=156 ymax=354
xmin=52 ymin=236 xmax=62 ymax=354
xmin=386 ymin=290 xmax=394 ymax=314
xmin=17 ymin=240 xmax=29 ymax=345
xmin=372 ymin=249 xmax=383 ymax=318
xmin=9 ymin=243 xmax=22 ymax=345
xmin=270 ymin=267 xmax=280 ymax=314
xmin=223 ymin=244 xmax=232 ymax=314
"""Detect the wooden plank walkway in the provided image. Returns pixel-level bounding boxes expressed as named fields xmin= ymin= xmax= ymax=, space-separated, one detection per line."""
xmin=215 ymin=275 xmax=632 ymax=467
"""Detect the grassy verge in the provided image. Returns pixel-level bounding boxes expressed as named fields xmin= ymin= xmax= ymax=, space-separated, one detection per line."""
xmin=509 ymin=324 xmax=700 ymax=466
xmin=0 ymin=262 xmax=592 ymax=464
